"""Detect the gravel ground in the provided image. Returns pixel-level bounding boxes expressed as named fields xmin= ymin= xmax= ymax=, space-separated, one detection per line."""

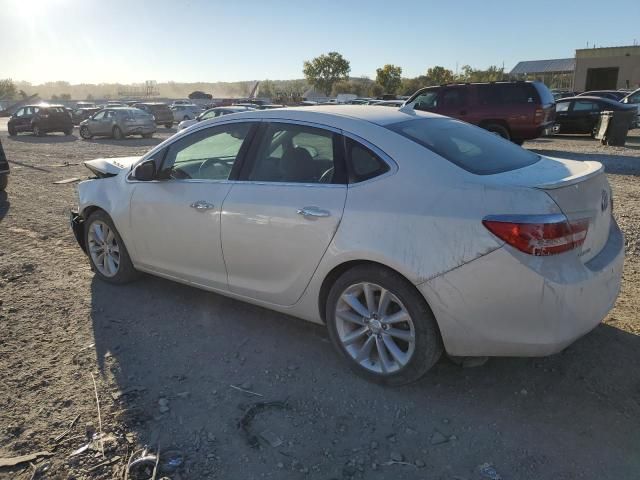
xmin=1 ymin=121 xmax=639 ymax=480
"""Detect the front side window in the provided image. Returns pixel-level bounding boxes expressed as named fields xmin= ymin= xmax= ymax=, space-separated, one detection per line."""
xmin=246 ymin=123 xmax=342 ymax=184
xmin=387 ymin=118 xmax=540 ymax=175
xmin=15 ymin=108 xmax=24 ymax=117
xmin=628 ymin=92 xmax=640 ymax=104
xmin=201 ymin=110 xmax=220 ymax=120
xmin=412 ymin=89 xmax=439 ymax=110
xmin=556 ymin=102 xmax=570 ymax=112
xmin=573 ymin=101 xmax=598 ymax=111
xmin=92 ymin=111 xmax=106 ymax=120
xmin=161 ymin=122 xmax=252 ymax=181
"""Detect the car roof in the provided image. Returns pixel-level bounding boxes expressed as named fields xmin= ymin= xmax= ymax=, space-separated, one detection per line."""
xmin=557 ymin=96 xmax=633 ymax=107
xmin=200 ymin=105 xmax=440 ymax=127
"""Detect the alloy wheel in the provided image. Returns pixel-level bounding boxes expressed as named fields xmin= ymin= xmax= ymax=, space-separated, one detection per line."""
xmin=335 ymin=282 xmax=416 ymax=374
xmin=87 ymin=220 xmax=120 ymax=277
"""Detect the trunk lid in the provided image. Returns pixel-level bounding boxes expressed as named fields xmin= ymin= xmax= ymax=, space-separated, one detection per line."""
xmin=484 ymin=156 xmax=612 ymax=262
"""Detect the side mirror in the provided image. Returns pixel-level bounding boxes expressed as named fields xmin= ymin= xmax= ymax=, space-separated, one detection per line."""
xmin=133 ymin=160 xmax=156 ymax=181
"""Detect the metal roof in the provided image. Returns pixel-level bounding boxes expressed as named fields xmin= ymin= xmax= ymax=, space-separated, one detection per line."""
xmin=509 ymin=58 xmax=575 ymax=75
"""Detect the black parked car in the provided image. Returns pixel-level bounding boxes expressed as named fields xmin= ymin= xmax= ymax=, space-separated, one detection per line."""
xmin=72 ymin=107 xmax=101 ymax=125
xmin=554 ymin=96 xmax=637 ymax=136
xmin=8 ymin=104 xmax=74 ymax=136
xmin=0 ymin=138 xmax=9 ymax=191
xmin=133 ymin=102 xmax=174 ymax=128
xmin=576 ymin=90 xmax=628 ymax=101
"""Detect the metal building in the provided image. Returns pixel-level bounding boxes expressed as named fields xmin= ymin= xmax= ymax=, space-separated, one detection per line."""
xmin=573 ymin=45 xmax=640 ymax=91
xmin=509 ymin=58 xmax=575 ymax=89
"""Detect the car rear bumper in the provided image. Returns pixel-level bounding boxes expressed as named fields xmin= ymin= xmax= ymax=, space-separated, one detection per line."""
xmin=419 ymin=219 xmax=624 ymax=357
xmin=124 ymin=125 xmax=156 ymax=135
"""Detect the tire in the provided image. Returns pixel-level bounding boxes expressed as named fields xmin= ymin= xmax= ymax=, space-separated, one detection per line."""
xmin=112 ymin=126 xmax=124 ymax=140
xmin=326 ymin=265 xmax=443 ymax=386
xmin=164 ymin=123 xmax=172 ymax=128
xmin=8 ymin=125 xmax=17 ymax=136
xmin=484 ymin=123 xmax=510 ymax=140
xmin=32 ymin=124 xmax=43 ymax=137
xmin=511 ymin=139 xmax=524 ymax=146
xmin=79 ymin=126 xmax=92 ymax=139
xmin=0 ymin=175 xmax=8 ymax=191
xmin=64 ymin=128 xmax=73 ymax=136
xmin=84 ymin=210 xmax=139 ymax=284
xmin=183 ymin=115 xmax=189 ymax=121
xmin=142 ymin=132 xmax=153 ymax=139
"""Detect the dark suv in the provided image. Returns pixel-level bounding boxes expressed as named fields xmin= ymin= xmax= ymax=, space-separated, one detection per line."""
xmin=406 ymin=81 xmax=556 ymax=144
xmin=133 ymin=103 xmax=174 ymax=128
xmin=7 ymin=104 xmax=74 ymax=137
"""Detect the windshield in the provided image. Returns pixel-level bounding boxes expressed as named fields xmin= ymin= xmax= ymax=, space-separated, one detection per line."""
xmin=387 ymin=118 xmax=540 ymax=175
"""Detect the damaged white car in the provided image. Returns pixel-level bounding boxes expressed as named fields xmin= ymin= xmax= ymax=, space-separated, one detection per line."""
xmin=70 ymin=106 xmax=624 ymax=385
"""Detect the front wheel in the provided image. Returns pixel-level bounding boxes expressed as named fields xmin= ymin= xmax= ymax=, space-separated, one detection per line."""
xmin=64 ymin=128 xmax=73 ymax=136
xmin=142 ymin=132 xmax=153 ymax=138
xmin=326 ymin=265 xmax=443 ymax=385
xmin=8 ymin=125 xmax=17 ymax=136
xmin=32 ymin=124 xmax=43 ymax=137
xmin=84 ymin=210 xmax=139 ymax=284
xmin=112 ymin=126 xmax=124 ymax=140
xmin=79 ymin=126 xmax=92 ymax=139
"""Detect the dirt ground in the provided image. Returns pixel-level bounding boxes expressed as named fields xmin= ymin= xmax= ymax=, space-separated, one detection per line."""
xmin=1 ymin=120 xmax=639 ymax=480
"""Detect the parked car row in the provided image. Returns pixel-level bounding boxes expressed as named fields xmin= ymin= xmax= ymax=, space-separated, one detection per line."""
xmin=553 ymin=96 xmax=637 ymax=135
xmin=8 ymin=104 xmax=74 ymax=136
xmin=79 ymin=107 xmax=156 ymax=140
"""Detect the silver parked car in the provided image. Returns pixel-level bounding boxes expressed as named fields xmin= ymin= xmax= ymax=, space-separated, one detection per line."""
xmin=177 ymin=105 xmax=255 ymax=130
xmin=79 ymin=108 xmax=156 ymax=140
xmin=171 ymin=104 xmax=203 ymax=122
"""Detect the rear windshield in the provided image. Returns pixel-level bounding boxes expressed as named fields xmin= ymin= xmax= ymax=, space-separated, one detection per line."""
xmin=533 ymin=82 xmax=556 ymax=105
xmin=147 ymin=104 xmax=170 ymax=112
xmin=387 ymin=118 xmax=540 ymax=175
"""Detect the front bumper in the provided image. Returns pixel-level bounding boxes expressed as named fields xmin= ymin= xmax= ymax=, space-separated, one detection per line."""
xmin=419 ymin=219 xmax=624 ymax=357
xmin=69 ymin=211 xmax=86 ymax=253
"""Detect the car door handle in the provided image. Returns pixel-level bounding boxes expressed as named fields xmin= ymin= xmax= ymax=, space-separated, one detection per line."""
xmin=297 ymin=206 xmax=330 ymax=218
xmin=190 ymin=200 xmax=215 ymax=211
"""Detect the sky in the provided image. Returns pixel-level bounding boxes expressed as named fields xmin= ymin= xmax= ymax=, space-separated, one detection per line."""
xmin=1 ymin=0 xmax=639 ymax=84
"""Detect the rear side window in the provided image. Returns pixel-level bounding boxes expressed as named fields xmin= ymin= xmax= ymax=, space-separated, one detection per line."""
xmin=477 ymin=83 xmax=537 ymax=105
xmin=346 ymin=138 xmax=389 ymax=183
xmin=387 ymin=118 xmax=540 ymax=175
xmin=573 ymin=101 xmax=598 ymax=111
xmin=556 ymin=102 xmax=570 ymax=112
xmin=412 ymin=89 xmax=440 ymax=110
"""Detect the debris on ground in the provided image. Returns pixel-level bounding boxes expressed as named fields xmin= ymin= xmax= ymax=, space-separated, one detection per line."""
xmin=0 ymin=451 xmax=53 ymax=467
xmin=478 ymin=462 xmax=502 ymax=480
xmin=238 ymin=400 xmax=288 ymax=448
xmin=230 ymin=384 xmax=263 ymax=397
xmin=52 ymin=177 xmax=80 ymax=184
xmin=430 ymin=430 xmax=449 ymax=445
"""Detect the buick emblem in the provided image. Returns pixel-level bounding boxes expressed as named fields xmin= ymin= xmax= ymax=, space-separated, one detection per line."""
xmin=601 ymin=190 xmax=609 ymax=212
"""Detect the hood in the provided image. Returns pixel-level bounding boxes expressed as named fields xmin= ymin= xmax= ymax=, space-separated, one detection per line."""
xmin=84 ymin=156 xmax=141 ymax=177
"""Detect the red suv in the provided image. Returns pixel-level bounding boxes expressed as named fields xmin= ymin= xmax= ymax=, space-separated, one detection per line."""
xmin=405 ymin=81 xmax=556 ymax=144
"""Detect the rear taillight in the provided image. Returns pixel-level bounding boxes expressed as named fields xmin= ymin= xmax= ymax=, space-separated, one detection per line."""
xmin=534 ymin=107 xmax=544 ymax=122
xmin=482 ymin=215 xmax=589 ymax=256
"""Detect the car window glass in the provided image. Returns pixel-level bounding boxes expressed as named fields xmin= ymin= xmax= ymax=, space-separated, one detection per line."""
xmin=15 ymin=108 xmax=24 ymax=117
xmin=202 ymin=110 xmax=218 ymax=120
xmin=440 ymin=88 xmax=468 ymax=109
xmin=628 ymin=92 xmax=640 ymax=104
xmin=248 ymin=123 xmax=339 ymax=184
xmin=162 ymin=123 xmax=251 ymax=181
xmin=556 ymin=102 xmax=570 ymax=112
xmin=347 ymin=138 xmax=390 ymax=183
xmin=412 ymin=90 xmax=439 ymax=110
xmin=573 ymin=101 xmax=597 ymax=111
xmin=388 ymin=118 xmax=540 ymax=175
xmin=93 ymin=111 xmax=105 ymax=120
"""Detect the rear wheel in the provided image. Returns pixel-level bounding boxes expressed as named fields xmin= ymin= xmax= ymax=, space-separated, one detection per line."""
xmin=484 ymin=123 xmax=510 ymax=140
xmin=326 ymin=265 xmax=443 ymax=385
xmin=84 ymin=210 xmax=139 ymax=284
xmin=112 ymin=126 xmax=124 ymax=140
xmin=79 ymin=126 xmax=92 ymax=139
xmin=32 ymin=124 xmax=43 ymax=137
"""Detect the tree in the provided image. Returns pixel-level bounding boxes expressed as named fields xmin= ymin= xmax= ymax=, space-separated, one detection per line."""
xmin=86 ymin=94 xmax=94 ymax=101
xmin=375 ymin=64 xmax=402 ymax=94
xmin=369 ymin=83 xmax=384 ymax=98
xmin=0 ymin=79 xmax=17 ymax=100
xmin=400 ymin=76 xmax=427 ymax=96
xmin=303 ymin=51 xmax=350 ymax=96
xmin=425 ymin=66 xmax=455 ymax=86
xmin=59 ymin=93 xmax=72 ymax=101
xmin=51 ymin=94 xmax=59 ymax=101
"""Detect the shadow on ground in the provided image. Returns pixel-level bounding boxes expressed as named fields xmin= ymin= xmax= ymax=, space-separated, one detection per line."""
xmin=89 ymin=274 xmax=640 ymax=479
xmin=7 ymin=133 xmax=77 ymax=144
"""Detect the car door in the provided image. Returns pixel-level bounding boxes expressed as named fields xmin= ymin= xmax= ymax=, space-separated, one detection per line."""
xmin=221 ymin=121 xmax=347 ymax=306
xmin=571 ymin=100 xmax=600 ymax=132
xmin=436 ymin=87 xmax=470 ymax=122
xmin=129 ymin=121 xmax=257 ymax=289
xmin=12 ymin=108 xmax=27 ymax=131
xmin=555 ymin=100 xmax=571 ymax=131
xmin=87 ymin=110 xmax=107 ymax=135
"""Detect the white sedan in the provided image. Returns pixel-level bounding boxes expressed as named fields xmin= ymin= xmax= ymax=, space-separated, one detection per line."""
xmin=70 ymin=106 xmax=623 ymax=385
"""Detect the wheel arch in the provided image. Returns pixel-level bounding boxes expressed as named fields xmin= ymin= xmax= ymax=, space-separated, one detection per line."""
xmin=317 ymin=259 xmax=440 ymax=331
xmin=479 ymin=119 xmax=511 ymax=135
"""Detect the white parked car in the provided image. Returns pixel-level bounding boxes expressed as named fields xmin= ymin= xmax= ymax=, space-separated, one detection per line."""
xmin=178 ymin=106 xmax=255 ymax=131
xmin=70 ymin=106 xmax=623 ymax=385
xmin=170 ymin=104 xmax=202 ymax=122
